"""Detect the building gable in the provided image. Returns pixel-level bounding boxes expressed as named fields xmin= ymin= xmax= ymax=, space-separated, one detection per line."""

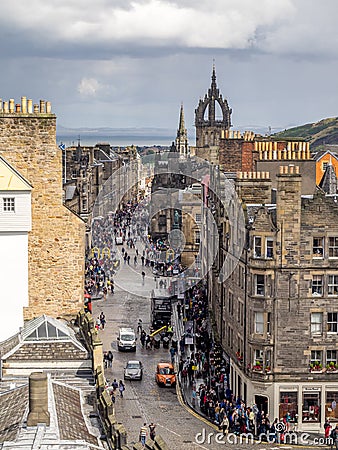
xmin=0 ymin=155 xmax=32 ymax=191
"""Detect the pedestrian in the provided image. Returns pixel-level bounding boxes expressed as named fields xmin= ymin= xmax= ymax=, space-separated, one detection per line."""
xmin=220 ymin=415 xmax=229 ymax=435
xmin=99 ymin=312 xmax=106 ymax=329
xmin=141 ymin=271 xmax=145 ymax=285
xmin=119 ymin=380 xmax=125 ymax=397
xmin=179 ymin=358 xmax=184 ymax=373
xmin=141 ymin=255 xmax=145 ymax=266
xmin=107 ymin=350 xmax=113 ymax=368
xmin=127 ymin=255 xmax=130 ymax=265
xmin=137 ymin=319 xmax=143 ymax=333
xmin=103 ymin=286 xmax=107 ymax=301
xmin=182 ymin=367 xmax=188 ymax=383
xmin=331 ymin=425 xmax=338 ymax=449
xmin=145 ymin=334 xmax=151 ymax=349
xmin=110 ymin=391 xmax=116 ymax=405
xmin=139 ymin=423 xmax=148 ymax=446
xmin=170 ymin=346 xmax=176 ymax=364
xmin=134 ymin=255 xmax=137 ymax=266
xmin=324 ymin=418 xmax=331 ymax=439
xmin=103 ymin=351 xmax=108 ymax=368
xmin=192 ymin=388 xmax=197 ymax=407
xmin=140 ymin=330 xmax=146 ymax=348
xmin=149 ymin=422 xmax=156 ymax=440
xmin=111 ymin=379 xmax=118 ymax=391
xmin=95 ymin=317 xmax=101 ymax=330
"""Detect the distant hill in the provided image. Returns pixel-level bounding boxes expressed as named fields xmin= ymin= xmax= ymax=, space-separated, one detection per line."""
xmin=274 ymin=117 xmax=338 ymax=150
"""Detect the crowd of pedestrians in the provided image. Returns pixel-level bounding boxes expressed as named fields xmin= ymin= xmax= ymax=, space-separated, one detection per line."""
xmin=174 ymin=282 xmax=295 ymax=443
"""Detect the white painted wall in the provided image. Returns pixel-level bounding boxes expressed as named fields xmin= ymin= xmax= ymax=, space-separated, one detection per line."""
xmin=0 ymin=233 xmax=28 ymax=341
xmin=0 ymin=191 xmax=32 ymax=232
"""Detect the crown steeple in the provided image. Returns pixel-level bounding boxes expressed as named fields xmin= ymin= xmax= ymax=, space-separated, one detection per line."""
xmin=195 ymin=65 xmax=232 ymax=148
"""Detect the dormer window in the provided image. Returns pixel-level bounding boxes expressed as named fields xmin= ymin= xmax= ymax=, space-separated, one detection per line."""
xmin=3 ymin=197 xmax=15 ymax=212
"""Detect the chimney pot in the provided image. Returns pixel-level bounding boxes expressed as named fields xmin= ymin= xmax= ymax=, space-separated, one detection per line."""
xmin=40 ymin=100 xmax=46 ymax=113
xmin=21 ymin=96 xmax=27 ymax=113
xmin=9 ymin=99 xmax=15 ymax=113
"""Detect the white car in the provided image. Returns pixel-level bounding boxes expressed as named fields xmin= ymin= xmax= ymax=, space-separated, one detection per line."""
xmin=124 ymin=360 xmax=143 ymax=380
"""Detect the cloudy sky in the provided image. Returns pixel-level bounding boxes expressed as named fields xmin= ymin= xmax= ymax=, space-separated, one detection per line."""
xmin=1 ymin=0 xmax=338 ymax=140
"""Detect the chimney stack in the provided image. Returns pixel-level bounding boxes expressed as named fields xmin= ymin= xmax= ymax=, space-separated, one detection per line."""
xmin=27 ymin=372 xmax=50 ymax=427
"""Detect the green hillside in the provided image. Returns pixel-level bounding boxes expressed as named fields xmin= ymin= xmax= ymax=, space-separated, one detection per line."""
xmin=274 ymin=117 xmax=338 ymax=149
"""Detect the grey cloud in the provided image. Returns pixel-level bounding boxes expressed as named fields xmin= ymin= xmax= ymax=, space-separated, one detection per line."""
xmin=0 ymin=0 xmax=337 ymax=134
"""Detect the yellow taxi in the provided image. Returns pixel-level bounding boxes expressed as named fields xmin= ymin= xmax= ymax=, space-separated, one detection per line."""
xmin=155 ymin=362 xmax=176 ymax=387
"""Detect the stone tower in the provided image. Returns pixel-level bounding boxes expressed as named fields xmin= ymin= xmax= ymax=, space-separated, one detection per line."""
xmin=175 ymin=104 xmax=189 ymax=157
xmin=0 ymin=97 xmax=85 ymax=321
xmin=195 ymin=65 xmax=232 ymax=148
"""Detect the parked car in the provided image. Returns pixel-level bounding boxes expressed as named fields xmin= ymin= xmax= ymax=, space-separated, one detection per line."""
xmin=124 ymin=360 xmax=143 ymax=380
xmin=155 ymin=362 xmax=176 ymax=387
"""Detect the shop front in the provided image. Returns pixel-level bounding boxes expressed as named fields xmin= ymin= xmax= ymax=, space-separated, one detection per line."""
xmin=276 ymin=383 xmax=338 ymax=432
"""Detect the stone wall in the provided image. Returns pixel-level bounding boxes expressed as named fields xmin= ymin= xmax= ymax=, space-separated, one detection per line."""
xmin=0 ymin=100 xmax=85 ymax=320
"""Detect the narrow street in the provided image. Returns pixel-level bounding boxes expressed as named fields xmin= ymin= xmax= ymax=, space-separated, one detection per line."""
xmin=92 ymin=241 xmax=218 ymax=449
xmin=91 ymin=240 xmax=325 ymax=450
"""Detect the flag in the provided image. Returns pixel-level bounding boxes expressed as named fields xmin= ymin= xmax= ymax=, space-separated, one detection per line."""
xmin=59 ymin=143 xmax=66 ymax=151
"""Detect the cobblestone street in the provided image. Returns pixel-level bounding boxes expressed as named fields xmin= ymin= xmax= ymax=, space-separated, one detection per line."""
xmin=92 ymin=243 xmax=322 ymax=450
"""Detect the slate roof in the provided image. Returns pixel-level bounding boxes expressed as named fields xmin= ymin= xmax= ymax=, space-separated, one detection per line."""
xmin=0 ymin=385 xmax=28 ymax=443
xmin=319 ymin=160 xmax=338 ymax=194
xmin=53 ymin=382 xmax=98 ymax=446
xmin=0 ymin=379 xmax=101 ymax=449
xmin=313 ymin=149 xmax=338 ymax=162
xmin=2 ymin=315 xmax=88 ymax=361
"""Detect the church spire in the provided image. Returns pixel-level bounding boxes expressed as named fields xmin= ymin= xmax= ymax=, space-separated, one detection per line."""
xmin=178 ymin=103 xmax=185 ymax=134
xmin=211 ymin=62 xmax=217 ymax=92
xmin=176 ymin=103 xmax=189 ymax=157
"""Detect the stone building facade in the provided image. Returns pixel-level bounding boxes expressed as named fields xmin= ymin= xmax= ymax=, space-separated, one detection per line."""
xmin=63 ymin=143 xmax=121 ymax=222
xmin=0 ymin=97 xmax=85 ymax=321
xmin=204 ymin=164 xmax=338 ymax=433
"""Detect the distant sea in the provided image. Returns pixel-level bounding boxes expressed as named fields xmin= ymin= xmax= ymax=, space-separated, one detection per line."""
xmin=56 ymin=134 xmax=177 ymax=148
